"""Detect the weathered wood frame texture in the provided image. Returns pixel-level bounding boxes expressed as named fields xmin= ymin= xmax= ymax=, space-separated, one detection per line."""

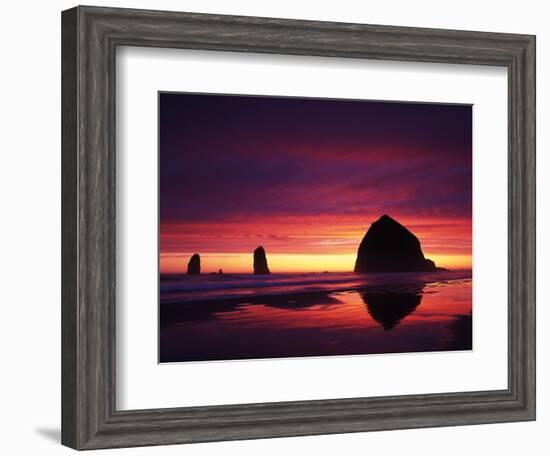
xmin=61 ymin=5 xmax=536 ymax=450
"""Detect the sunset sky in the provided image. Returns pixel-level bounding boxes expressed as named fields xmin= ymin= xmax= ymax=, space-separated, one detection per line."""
xmin=159 ymin=93 xmax=472 ymax=274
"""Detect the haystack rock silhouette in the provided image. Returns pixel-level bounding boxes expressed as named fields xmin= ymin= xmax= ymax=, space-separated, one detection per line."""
xmin=187 ymin=253 xmax=201 ymax=275
xmin=253 ymin=246 xmax=270 ymax=274
xmin=354 ymin=215 xmax=437 ymax=273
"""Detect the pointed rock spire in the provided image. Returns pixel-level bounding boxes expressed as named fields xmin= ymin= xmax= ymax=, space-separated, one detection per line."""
xmin=253 ymin=246 xmax=270 ymax=274
xmin=187 ymin=253 xmax=201 ymax=275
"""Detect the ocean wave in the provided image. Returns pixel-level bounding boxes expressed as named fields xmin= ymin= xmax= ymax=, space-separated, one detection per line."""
xmin=160 ymin=270 xmax=472 ymax=304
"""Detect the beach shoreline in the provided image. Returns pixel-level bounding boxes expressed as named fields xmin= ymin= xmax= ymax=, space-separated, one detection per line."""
xmin=159 ymin=275 xmax=472 ymax=363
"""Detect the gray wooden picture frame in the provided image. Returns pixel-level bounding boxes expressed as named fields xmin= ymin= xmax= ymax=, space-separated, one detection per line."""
xmin=61 ymin=5 xmax=536 ymax=450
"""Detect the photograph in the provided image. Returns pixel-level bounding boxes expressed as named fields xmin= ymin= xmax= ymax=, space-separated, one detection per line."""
xmin=158 ymin=93 xmax=473 ymax=363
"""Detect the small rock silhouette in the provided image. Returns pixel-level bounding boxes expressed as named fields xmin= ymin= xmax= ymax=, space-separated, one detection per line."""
xmin=253 ymin=246 xmax=270 ymax=274
xmin=187 ymin=253 xmax=201 ymax=275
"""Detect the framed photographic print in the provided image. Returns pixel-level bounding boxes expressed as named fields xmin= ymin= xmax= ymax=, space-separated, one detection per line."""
xmin=158 ymin=93 xmax=474 ymax=363
xmin=61 ymin=5 xmax=535 ymax=450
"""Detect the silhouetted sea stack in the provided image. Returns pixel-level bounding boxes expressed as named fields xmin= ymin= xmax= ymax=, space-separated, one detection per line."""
xmin=187 ymin=253 xmax=201 ymax=275
xmin=253 ymin=246 xmax=270 ymax=274
xmin=354 ymin=215 xmax=437 ymax=273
